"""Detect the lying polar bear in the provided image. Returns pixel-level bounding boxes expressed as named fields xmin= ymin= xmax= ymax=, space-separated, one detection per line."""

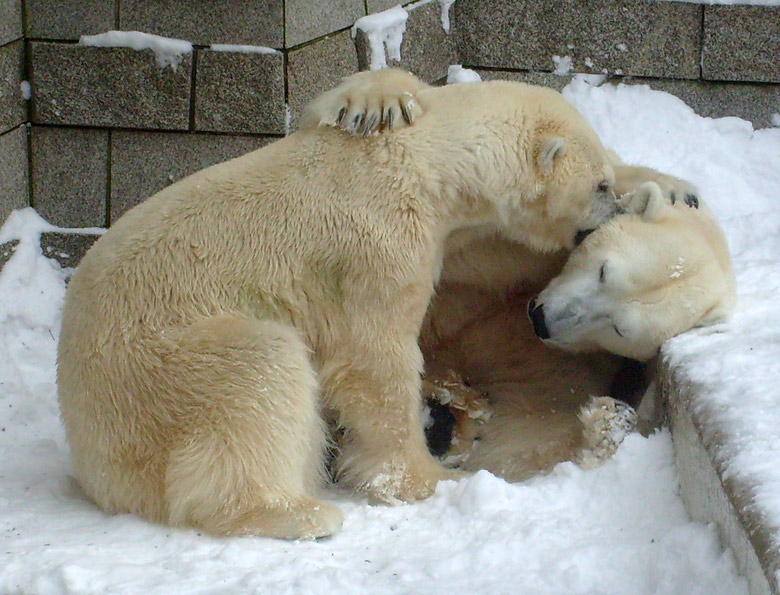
xmin=422 ymin=183 xmax=735 ymax=480
xmin=58 ymin=70 xmax=622 ymax=539
xmin=306 ymin=70 xmax=735 ymax=480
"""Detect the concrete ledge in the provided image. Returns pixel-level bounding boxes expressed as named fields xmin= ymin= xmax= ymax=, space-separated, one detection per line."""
xmin=662 ymin=358 xmax=778 ymax=594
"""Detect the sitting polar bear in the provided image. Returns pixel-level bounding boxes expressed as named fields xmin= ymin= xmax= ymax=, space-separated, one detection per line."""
xmin=306 ymin=70 xmax=735 ymax=481
xmin=57 ymin=71 xmax=621 ymax=539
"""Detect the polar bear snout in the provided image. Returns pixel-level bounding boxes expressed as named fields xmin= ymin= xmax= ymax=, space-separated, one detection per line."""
xmin=527 ymin=297 xmax=550 ymax=340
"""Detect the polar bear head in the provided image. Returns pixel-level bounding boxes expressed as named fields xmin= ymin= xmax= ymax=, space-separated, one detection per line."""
xmin=527 ymin=182 xmax=736 ymax=360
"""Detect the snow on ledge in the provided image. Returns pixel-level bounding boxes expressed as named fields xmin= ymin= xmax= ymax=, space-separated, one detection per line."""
xmin=209 ymin=44 xmax=281 ymax=55
xmin=352 ymin=5 xmax=409 ymax=70
xmin=79 ymin=31 xmax=193 ymax=70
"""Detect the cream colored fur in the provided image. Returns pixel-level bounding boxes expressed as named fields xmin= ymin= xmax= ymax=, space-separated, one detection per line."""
xmin=306 ymin=69 xmax=735 ymax=480
xmin=534 ymin=182 xmax=736 ymax=360
xmin=57 ymin=73 xmax=620 ymax=539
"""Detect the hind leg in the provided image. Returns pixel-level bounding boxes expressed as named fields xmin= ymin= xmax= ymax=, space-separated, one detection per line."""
xmin=162 ymin=314 xmax=342 ymax=539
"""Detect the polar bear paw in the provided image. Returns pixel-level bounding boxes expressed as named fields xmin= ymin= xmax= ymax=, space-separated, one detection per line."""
xmin=300 ymin=68 xmax=427 ymax=136
xmin=575 ymin=396 xmax=637 ymax=469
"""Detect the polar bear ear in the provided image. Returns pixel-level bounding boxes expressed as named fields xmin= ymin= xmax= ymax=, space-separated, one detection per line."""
xmin=538 ymin=137 xmax=567 ymax=172
xmin=628 ymin=182 xmax=667 ymax=222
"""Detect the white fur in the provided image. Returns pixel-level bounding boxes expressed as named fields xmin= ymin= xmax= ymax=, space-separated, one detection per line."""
xmin=57 ymin=71 xmax=618 ymax=539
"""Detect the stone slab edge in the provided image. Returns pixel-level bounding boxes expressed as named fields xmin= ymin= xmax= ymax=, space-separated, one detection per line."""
xmin=660 ymin=357 xmax=777 ymax=595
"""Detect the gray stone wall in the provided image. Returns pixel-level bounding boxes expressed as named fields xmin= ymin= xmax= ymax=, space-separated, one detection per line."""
xmin=3 ymin=0 xmax=780 ymax=227
xmin=0 ymin=0 xmax=28 ymax=223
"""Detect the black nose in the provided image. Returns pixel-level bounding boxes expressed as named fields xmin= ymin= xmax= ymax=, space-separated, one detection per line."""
xmin=528 ymin=297 xmax=550 ymax=340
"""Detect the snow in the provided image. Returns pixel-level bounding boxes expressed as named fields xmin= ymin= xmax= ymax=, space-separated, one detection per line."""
xmin=6 ymin=75 xmax=780 ymax=593
xmin=446 ymin=64 xmax=481 ymax=84
xmin=562 ymin=77 xmax=780 ymax=588
xmin=19 ymin=80 xmax=31 ymax=101
xmin=437 ymin=0 xmax=456 ymax=33
xmin=209 ymin=44 xmax=281 ymax=55
xmin=553 ymin=54 xmax=573 ymax=75
xmin=79 ymin=31 xmax=193 ymax=70
xmin=352 ymin=6 xmax=409 ymax=71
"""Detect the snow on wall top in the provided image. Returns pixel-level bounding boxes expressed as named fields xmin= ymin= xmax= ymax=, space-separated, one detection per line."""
xmin=79 ymin=31 xmax=193 ymax=70
xmin=352 ymin=5 xmax=409 ymax=70
xmin=209 ymin=44 xmax=281 ymax=55
xmin=352 ymin=1 xmax=456 ymax=71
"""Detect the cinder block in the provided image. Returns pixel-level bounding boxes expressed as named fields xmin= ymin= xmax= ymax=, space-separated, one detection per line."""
xmin=453 ymin=0 xmax=702 ymax=79
xmin=354 ymin=2 xmax=456 ymax=82
xmin=367 ymin=0 xmax=406 ymax=13
xmin=31 ymin=42 xmax=192 ymax=130
xmin=110 ymin=130 xmax=275 ymax=221
xmin=0 ymin=39 xmax=25 ymax=134
xmin=286 ymin=0 xmax=364 ymax=47
xmin=703 ymin=6 xmax=780 ymax=83
xmin=398 ymin=0 xmax=457 ymax=82
xmin=119 ymin=0 xmax=283 ymax=48
xmin=287 ymin=30 xmax=360 ymax=131
xmin=24 ymin=0 xmax=114 ymax=40
xmin=0 ymin=0 xmax=22 ymax=45
xmin=40 ymin=232 xmax=101 ymax=268
xmin=30 ymin=126 xmax=107 ymax=228
xmin=195 ymin=49 xmax=285 ymax=135
xmin=473 ymin=69 xmax=571 ymax=92
xmin=0 ymin=125 xmax=28 ymax=223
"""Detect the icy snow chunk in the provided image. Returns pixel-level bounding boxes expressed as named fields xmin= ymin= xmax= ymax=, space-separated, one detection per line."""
xmin=19 ymin=81 xmax=31 ymax=101
xmin=438 ymin=0 xmax=456 ymax=33
xmin=772 ymin=113 xmax=780 ymax=127
xmin=352 ymin=5 xmax=409 ymax=70
xmin=552 ymin=55 xmax=572 ymax=75
xmin=209 ymin=44 xmax=281 ymax=55
xmin=446 ymin=64 xmax=481 ymax=84
xmin=79 ymin=31 xmax=193 ymax=70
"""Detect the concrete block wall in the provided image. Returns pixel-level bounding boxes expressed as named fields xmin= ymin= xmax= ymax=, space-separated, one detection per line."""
xmin=3 ymin=0 xmax=780 ymax=228
xmin=0 ymin=0 xmax=27 ymax=223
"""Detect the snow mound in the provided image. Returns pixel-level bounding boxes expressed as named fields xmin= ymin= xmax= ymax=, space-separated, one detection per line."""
xmin=446 ymin=65 xmax=481 ymax=84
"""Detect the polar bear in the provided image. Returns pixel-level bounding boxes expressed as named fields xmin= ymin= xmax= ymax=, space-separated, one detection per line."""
xmin=303 ymin=71 xmax=735 ymax=479
xmin=529 ymin=183 xmax=735 ymax=361
xmin=420 ymin=183 xmax=735 ymax=480
xmin=303 ymin=69 xmax=703 ymax=345
xmin=57 ymin=73 xmax=621 ymax=539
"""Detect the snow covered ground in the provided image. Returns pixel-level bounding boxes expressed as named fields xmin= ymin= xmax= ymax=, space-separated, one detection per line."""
xmin=3 ymin=76 xmax=780 ymax=593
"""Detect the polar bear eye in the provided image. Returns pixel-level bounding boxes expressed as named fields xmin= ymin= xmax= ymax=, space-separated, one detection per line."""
xmin=599 ymin=263 xmax=607 ymax=283
xmin=613 ymin=324 xmax=625 ymax=337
